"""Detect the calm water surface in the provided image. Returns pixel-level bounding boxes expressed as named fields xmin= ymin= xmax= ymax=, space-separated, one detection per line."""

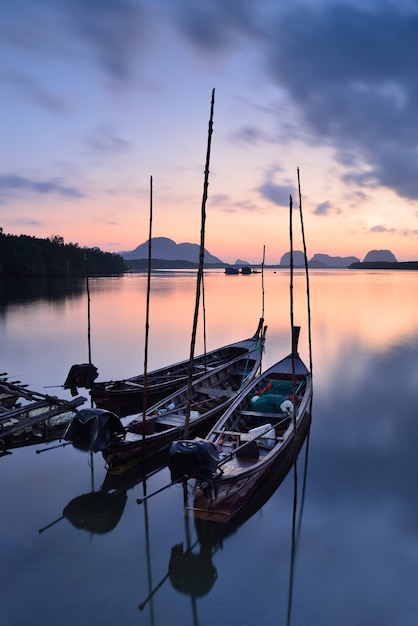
xmin=1 ymin=270 xmax=417 ymax=626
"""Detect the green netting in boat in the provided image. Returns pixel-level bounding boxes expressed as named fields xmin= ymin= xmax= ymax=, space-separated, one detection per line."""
xmin=250 ymin=380 xmax=295 ymax=413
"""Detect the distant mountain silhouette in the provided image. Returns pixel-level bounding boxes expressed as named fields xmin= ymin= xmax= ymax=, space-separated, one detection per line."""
xmin=309 ymin=253 xmax=360 ymax=268
xmin=120 ymin=238 xmax=404 ymax=269
xmin=280 ymin=250 xmax=359 ymax=268
xmin=348 ymin=250 xmax=413 ymax=269
xmin=279 ymin=251 xmax=306 ymax=267
xmin=120 ymin=237 xmax=223 ymax=264
xmin=363 ymin=249 xmax=397 ymax=263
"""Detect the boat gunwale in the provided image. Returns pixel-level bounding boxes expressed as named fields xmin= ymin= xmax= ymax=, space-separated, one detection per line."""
xmin=102 ymin=334 xmax=267 ymax=466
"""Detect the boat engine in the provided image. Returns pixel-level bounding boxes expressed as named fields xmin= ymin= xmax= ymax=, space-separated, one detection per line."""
xmin=168 ymin=438 xmax=219 ymax=483
xmin=63 ymin=408 xmax=125 ymax=452
xmin=64 ymin=363 xmax=98 ymax=396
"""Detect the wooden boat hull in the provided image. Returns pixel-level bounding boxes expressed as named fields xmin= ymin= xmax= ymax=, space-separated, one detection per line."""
xmin=191 ymin=409 xmax=311 ymax=523
xmin=102 ymin=331 xmax=267 ymax=468
xmin=192 ymin=430 xmax=309 ymax=542
xmin=168 ymin=338 xmax=312 ymax=523
xmin=90 ymin=319 xmax=265 ymax=416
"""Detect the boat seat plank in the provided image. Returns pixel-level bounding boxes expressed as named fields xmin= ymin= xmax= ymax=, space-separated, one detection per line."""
xmin=213 ymin=428 xmax=284 ymax=442
xmin=196 ymin=386 xmax=229 ymax=398
xmin=239 ymin=410 xmax=289 ymax=422
xmin=240 ymin=433 xmax=284 ymax=443
xmin=154 ymin=413 xmax=185 ymax=427
xmin=123 ymin=431 xmax=142 ymax=442
xmin=240 ymin=432 xmax=274 ymax=442
xmin=213 ymin=429 xmax=241 ymax=437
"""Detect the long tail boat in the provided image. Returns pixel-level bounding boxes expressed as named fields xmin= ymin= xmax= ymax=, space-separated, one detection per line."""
xmin=100 ymin=322 xmax=267 ymax=468
xmin=86 ymin=319 xmax=266 ymax=417
xmin=168 ymin=326 xmax=312 ymax=523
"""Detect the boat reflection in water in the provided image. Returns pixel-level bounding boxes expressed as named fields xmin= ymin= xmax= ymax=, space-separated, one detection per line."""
xmin=139 ymin=423 xmax=312 ymax=625
xmin=38 ymin=451 xmax=168 ymax=536
xmin=38 ymin=487 xmax=128 ymax=536
xmin=64 ymin=490 xmax=127 ymax=534
xmin=37 ymin=473 xmax=127 ymax=537
xmin=38 ymin=421 xmax=311 ymax=625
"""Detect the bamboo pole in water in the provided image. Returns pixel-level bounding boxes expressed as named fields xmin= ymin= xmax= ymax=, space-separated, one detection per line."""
xmin=289 ymin=195 xmax=296 ymax=358
xmin=84 ymin=253 xmax=92 ymax=366
xmin=297 ymin=167 xmax=313 ymax=377
xmin=261 ymin=244 xmax=266 ymax=322
xmin=201 ymin=266 xmax=207 ymax=370
xmin=287 ymin=169 xmax=312 ymax=626
xmin=142 ymin=176 xmax=153 ymax=423
xmin=184 ymin=88 xmax=215 ymax=438
xmin=287 ymin=192 xmax=298 ymax=626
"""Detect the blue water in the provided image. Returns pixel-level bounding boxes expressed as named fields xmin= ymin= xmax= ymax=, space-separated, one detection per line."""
xmin=1 ymin=270 xmax=417 ymax=625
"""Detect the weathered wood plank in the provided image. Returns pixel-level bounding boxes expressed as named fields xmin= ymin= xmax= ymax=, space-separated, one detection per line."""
xmin=154 ymin=413 xmax=185 ymax=427
xmin=0 ymin=396 xmax=86 ymax=438
xmin=196 ymin=386 xmax=230 ymax=398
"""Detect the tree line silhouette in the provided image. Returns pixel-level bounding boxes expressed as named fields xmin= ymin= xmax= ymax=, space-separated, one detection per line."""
xmin=0 ymin=230 xmax=127 ymax=278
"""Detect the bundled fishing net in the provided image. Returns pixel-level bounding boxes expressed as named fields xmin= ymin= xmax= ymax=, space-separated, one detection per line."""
xmin=250 ymin=380 xmax=295 ymax=413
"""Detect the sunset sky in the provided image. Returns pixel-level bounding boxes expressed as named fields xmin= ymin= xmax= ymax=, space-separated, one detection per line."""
xmin=1 ymin=0 xmax=418 ymax=264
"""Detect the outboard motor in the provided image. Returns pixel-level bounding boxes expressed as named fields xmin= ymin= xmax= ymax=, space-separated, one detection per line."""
xmin=168 ymin=438 xmax=219 ymax=483
xmin=63 ymin=408 xmax=124 ymax=452
xmin=64 ymin=363 xmax=98 ymax=396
